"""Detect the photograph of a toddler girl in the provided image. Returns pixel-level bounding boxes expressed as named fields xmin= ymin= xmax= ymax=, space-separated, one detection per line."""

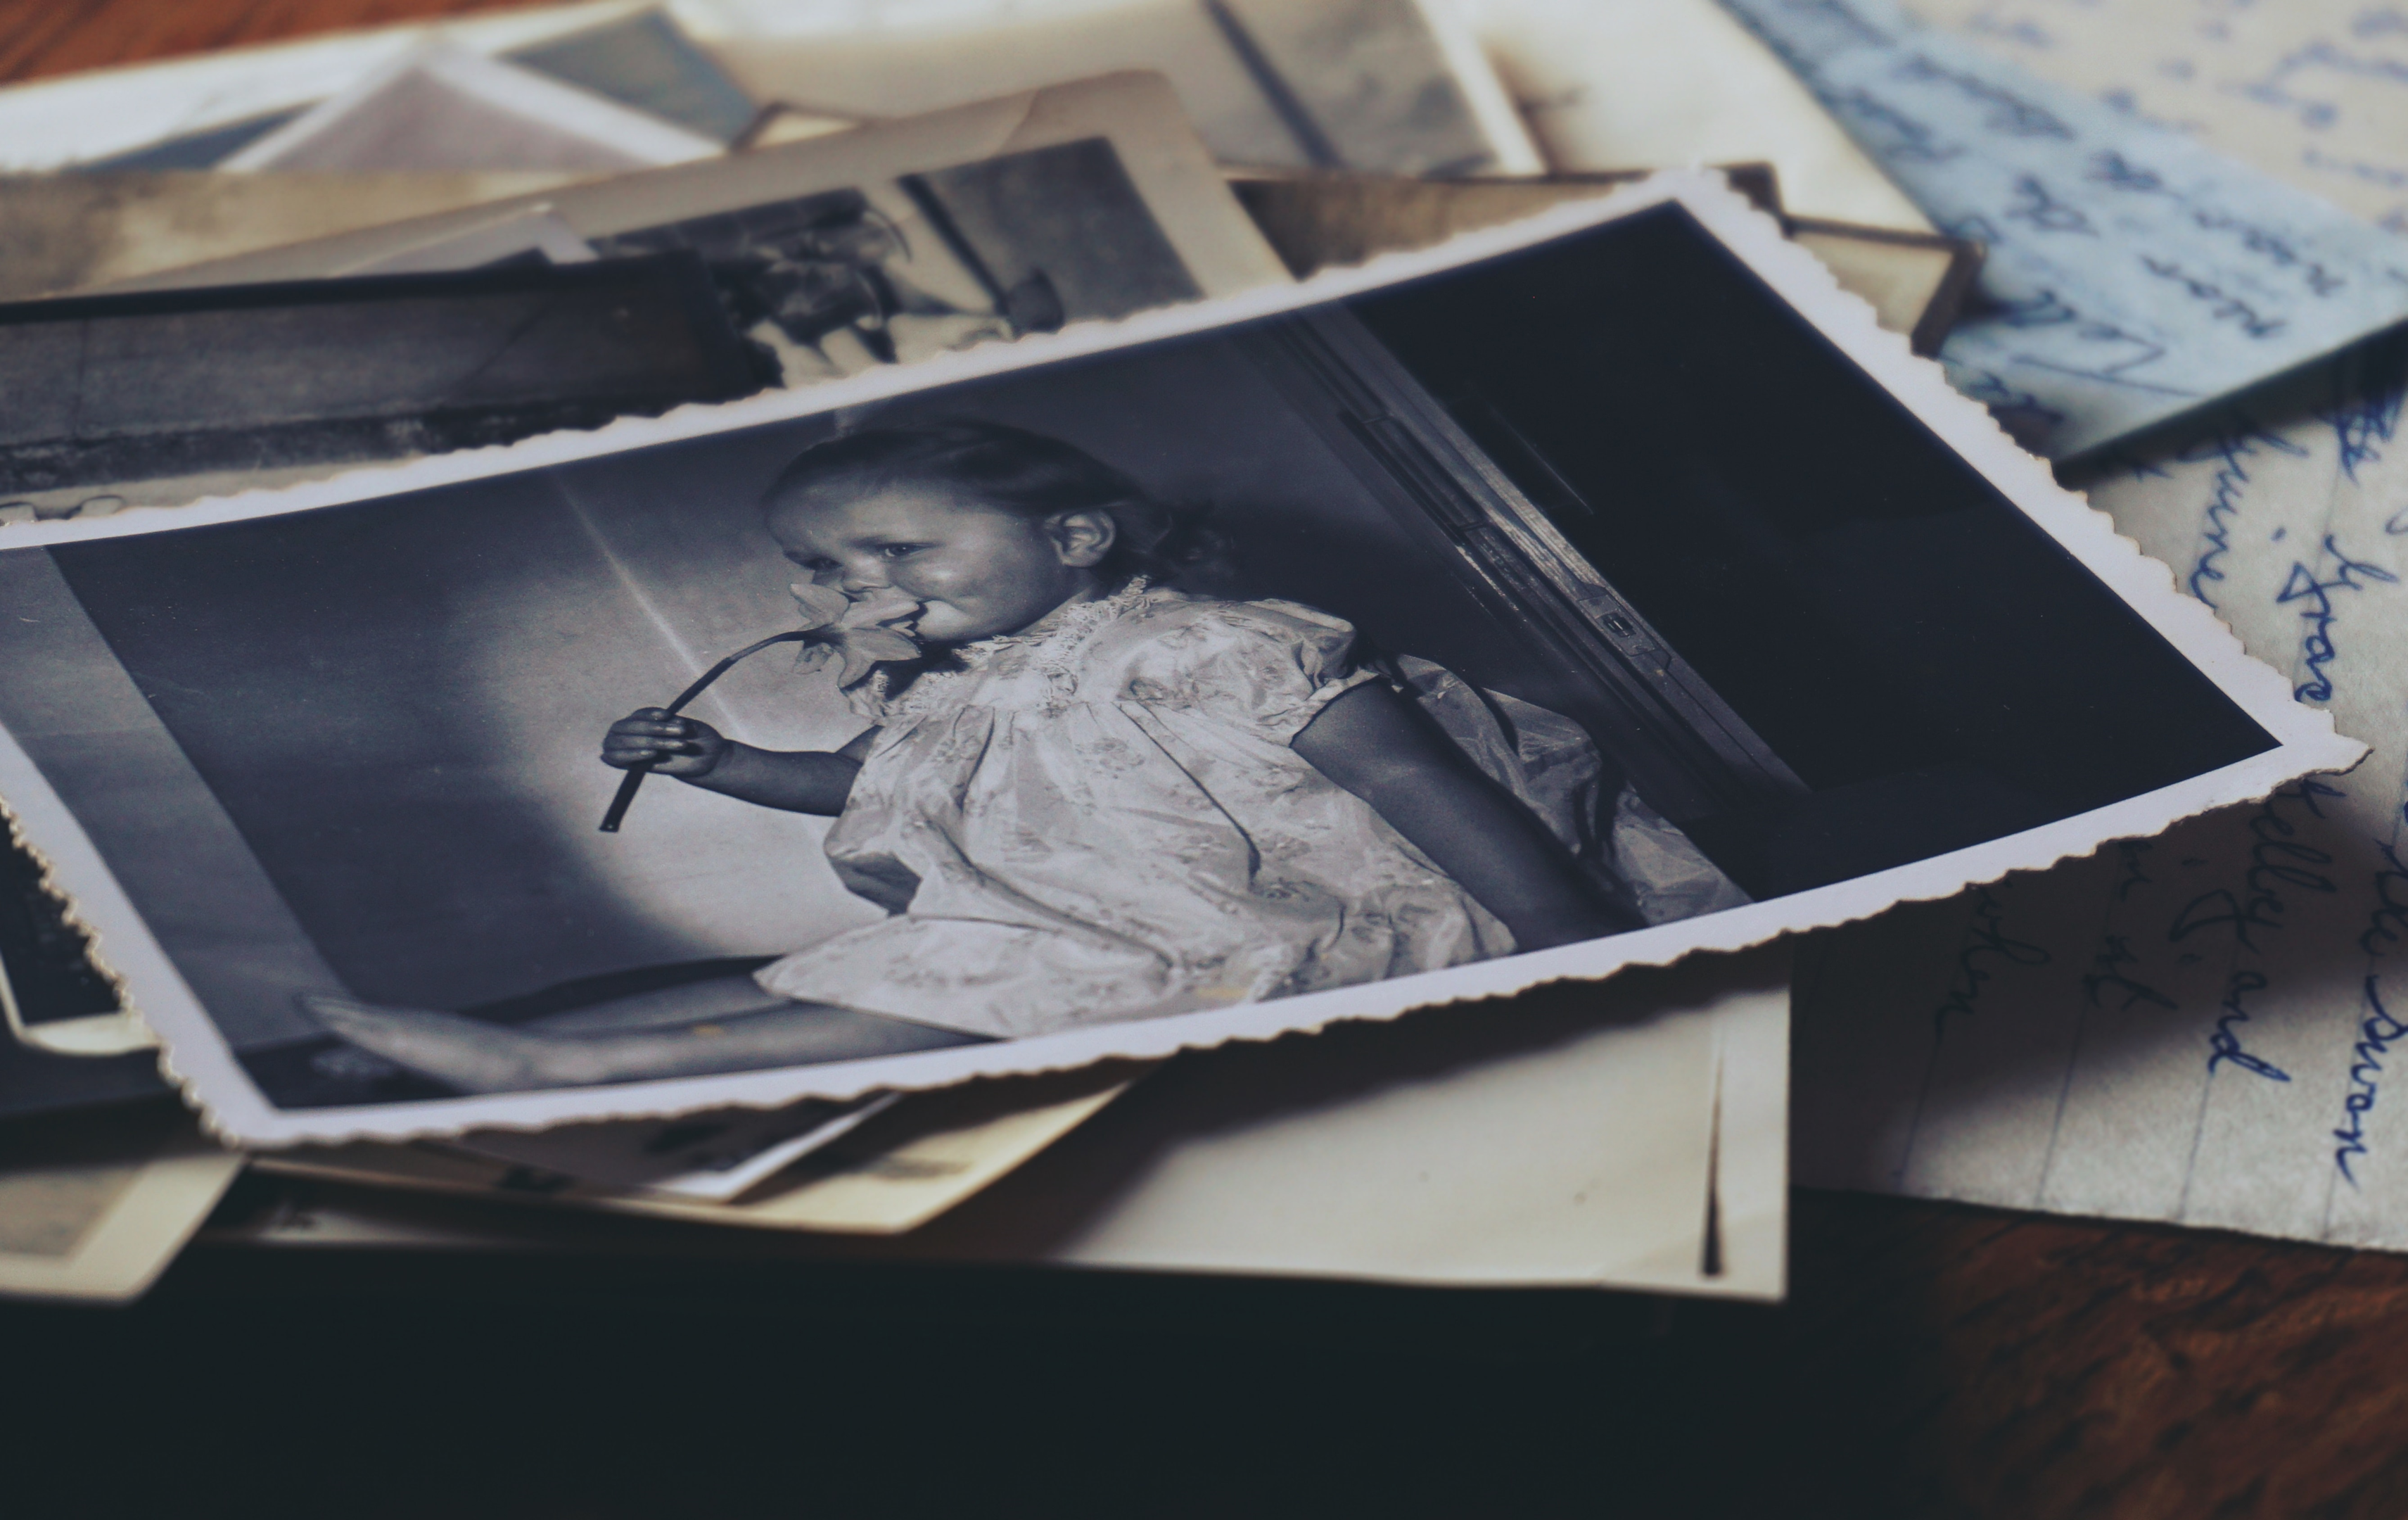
xmin=312 ymin=421 xmax=1746 ymax=1092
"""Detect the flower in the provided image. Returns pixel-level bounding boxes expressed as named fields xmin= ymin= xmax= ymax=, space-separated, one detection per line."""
xmin=788 ymin=581 xmax=923 ymax=687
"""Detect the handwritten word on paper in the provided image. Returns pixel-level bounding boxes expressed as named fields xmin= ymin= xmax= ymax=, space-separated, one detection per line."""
xmin=1795 ymin=345 xmax=2408 ymax=1249
xmin=1899 ymin=0 xmax=2408 ymax=238
xmin=1715 ymin=0 xmax=2408 ymax=459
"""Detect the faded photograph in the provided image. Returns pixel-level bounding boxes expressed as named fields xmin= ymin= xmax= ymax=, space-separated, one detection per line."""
xmin=589 ymin=139 xmax=1204 ymax=382
xmin=703 ymin=0 xmax=1539 ymax=179
xmin=26 ymin=76 xmax=1289 ymax=524
xmin=0 ymin=203 xmax=2282 ymax=1117
xmin=0 ymin=255 xmax=760 ymax=523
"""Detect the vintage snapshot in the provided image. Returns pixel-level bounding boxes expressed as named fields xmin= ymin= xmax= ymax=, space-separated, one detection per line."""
xmin=440 ymin=1090 xmax=899 ymax=1201
xmin=245 ymin=952 xmax=1786 ymax=1292
xmin=213 ymin=43 xmax=724 ymax=174
xmin=0 ymin=808 xmax=165 ymax=1115
xmin=53 ymin=6 xmax=758 ymax=172
xmin=258 ymin=1063 xmax=1143 ymax=1235
xmin=0 ymin=256 xmax=760 ymax=522
xmin=106 ymin=73 xmax=1288 ymax=312
xmin=0 ymin=175 xmax=2355 ymax=1146
xmin=1228 ymin=169 xmax=1980 ymax=352
xmin=0 ymin=1105 xmax=241 ymax=1301
xmin=5 ymin=0 xmax=1535 ymax=183
xmin=0 ymin=171 xmax=583 ymax=302
xmin=6 ymin=75 xmax=1285 ymax=524
xmin=43 ymin=75 xmax=1288 ymax=519
xmin=704 ymin=0 xmax=1542 ymax=179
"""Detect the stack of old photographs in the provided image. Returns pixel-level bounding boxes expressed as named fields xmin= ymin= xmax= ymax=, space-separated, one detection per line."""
xmin=0 ymin=0 xmax=2381 ymax=1303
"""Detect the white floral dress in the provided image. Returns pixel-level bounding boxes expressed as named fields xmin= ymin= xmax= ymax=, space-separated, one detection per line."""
xmin=753 ymin=583 xmax=1515 ymax=1039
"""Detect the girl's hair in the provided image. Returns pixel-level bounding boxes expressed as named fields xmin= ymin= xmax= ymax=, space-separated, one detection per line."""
xmin=764 ymin=419 xmax=1229 ymax=586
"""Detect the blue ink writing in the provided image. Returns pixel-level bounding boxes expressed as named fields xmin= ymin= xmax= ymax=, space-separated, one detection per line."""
xmin=2089 ymin=149 xmax=2166 ymax=195
xmin=1829 ymin=87 xmax=1960 ymax=163
xmin=2276 ymin=536 xmax=2399 ymax=702
xmin=2319 ymin=360 xmax=2404 ymax=483
xmin=2206 ymin=969 xmax=2291 ymax=1082
xmin=2084 ymin=933 xmax=2177 ymax=1012
xmin=2182 ymin=422 xmax=2308 ymax=609
xmin=2335 ymin=977 xmax=2408 ymax=1184
xmin=1931 ymin=887 xmax=2051 ymax=1037
xmin=1894 ymin=53 xmax=2075 ymax=138
xmin=2006 ymin=175 xmax=2097 ymax=235
xmin=2170 ymin=780 xmax=2346 ymax=952
xmin=2364 ymin=841 xmax=2408 ymax=958
xmin=2114 ymin=840 xmax=2155 ymax=901
xmin=2141 ymin=256 xmax=2288 ymax=338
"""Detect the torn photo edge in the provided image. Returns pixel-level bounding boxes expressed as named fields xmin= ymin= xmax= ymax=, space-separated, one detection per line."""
xmin=0 ymin=170 xmax=2363 ymax=1146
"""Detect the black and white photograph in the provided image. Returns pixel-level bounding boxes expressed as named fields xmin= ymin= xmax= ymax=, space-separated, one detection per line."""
xmin=102 ymin=72 xmax=1289 ymax=314
xmin=0 ymin=254 xmax=762 ymax=522
xmin=0 ymin=177 xmax=2352 ymax=1144
xmin=18 ymin=73 xmax=1291 ymax=522
xmin=585 ymin=137 xmax=1211 ymax=381
xmin=18 ymin=3 xmax=2408 ymax=1507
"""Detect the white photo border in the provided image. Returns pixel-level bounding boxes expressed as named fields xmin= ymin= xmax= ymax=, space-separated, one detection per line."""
xmin=0 ymin=172 xmax=2365 ymax=1145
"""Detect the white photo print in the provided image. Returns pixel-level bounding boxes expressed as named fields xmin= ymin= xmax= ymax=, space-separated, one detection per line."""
xmin=0 ymin=176 xmax=2357 ymax=1144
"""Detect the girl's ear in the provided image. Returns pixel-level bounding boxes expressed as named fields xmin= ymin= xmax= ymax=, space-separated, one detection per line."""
xmin=1047 ymin=509 xmax=1119 ymax=568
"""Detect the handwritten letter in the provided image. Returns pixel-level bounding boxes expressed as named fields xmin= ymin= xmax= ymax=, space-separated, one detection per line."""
xmin=1714 ymin=0 xmax=2408 ymax=459
xmin=1900 ymin=0 xmax=2408 ymax=238
xmin=1796 ymin=342 xmax=2408 ymax=1246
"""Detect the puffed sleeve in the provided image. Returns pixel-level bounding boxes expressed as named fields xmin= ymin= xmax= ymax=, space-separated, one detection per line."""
xmin=1116 ymin=600 xmax=1380 ymax=746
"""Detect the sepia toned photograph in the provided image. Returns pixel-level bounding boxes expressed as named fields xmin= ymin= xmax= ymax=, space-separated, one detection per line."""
xmin=0 ymin=179 xmax=2348 ymax=1144
xmin=8 ymin=74 xmax=1289 ymax=522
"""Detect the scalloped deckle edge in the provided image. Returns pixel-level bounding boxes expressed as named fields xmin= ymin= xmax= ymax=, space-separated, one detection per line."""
xmin=0 ymin=170 xmax=2365 ymax=1146
xmin=0 ymin=787 xmax=155 ymax=1056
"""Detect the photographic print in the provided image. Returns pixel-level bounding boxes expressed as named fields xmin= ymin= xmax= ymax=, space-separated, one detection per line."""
xmin=0 ymin=175 xmax=2355 ymax=1144
xmin=103 ymin=74 xmax=1289 ymax=319
xmin=46 ymin=75 xmax=1289 ymax=521
xmin=0 ymin=1103 xmax=240 ymax=1300
xmin=0 ymin=255 xmax=760 ymax=524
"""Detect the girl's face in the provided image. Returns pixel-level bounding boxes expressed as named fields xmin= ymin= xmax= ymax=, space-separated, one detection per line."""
xmin=766 ymin=480 xmax=1115 ymax=645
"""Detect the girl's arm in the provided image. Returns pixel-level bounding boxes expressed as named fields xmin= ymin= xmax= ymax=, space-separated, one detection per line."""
xmin=1291 ymin=683 xmax=1642 ymax=949
xmin=602 ymin=709 xmax=873 ymax=816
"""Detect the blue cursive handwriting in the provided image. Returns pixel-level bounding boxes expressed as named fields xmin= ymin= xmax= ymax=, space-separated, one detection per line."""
xmin=2181 ymin=422 xmax=2309 ymax=609
xmin=2186 ymin=208 xmax=2345 ymax=296
xmin=1828 ymin=86 xmax=1961 ymax=162
xmin=2364 ymin=841 xmax=2408 ymax=958
xmin=2084 ymin=932 xmax=2177 ymax=1012
xmin=2335 ymin=977 xmax=2408 ymax=1184
xmin=1932 ymin=887 xmax=2052 ymax=1037
xmin=1894 ymin=52 xmax=2075 ymax=137
xmin=2089 ymin=148 xmax=2166 ymax=194
xmin=1953 ymin=367 xmax=2066 ymax=449
xmin=2170 ymin=780 xmax=2347 ymax=952
xmin=2319 ymin=339 xmax=2407 ymax=483
xmin=2206 ymin=968 xmax=2292 ymax=1082
xmin=2140 ymin=256 xmax=2288 ymax=338
xmin=2114 ymin=840 xmax=2156 ymax=901
xmin=2276 ymin=536 xmax=2400 ymax=702
xmin=2006 ymin=175 xmax=2098 ymax=234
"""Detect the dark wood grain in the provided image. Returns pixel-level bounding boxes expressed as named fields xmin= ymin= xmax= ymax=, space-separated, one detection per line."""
xmin=1777 ymin=1192 xmax=2408 ymax=1517
xmin=6 ymin=6 xmax=2406 ymax=1516
xmin=0 ymin=0 xmax=542 ymax=85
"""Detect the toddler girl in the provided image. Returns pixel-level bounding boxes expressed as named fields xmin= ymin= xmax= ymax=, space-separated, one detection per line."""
xmin=313 ymin=422 xmax=1735 ymax=1093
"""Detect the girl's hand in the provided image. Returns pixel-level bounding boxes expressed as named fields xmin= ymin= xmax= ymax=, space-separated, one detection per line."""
xmin=602 ymin=709 xmax=729 ymax=777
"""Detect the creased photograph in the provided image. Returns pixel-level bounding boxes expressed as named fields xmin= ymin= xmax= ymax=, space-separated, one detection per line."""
xmin=0 ymin=176 xmax=2357 ymax=1144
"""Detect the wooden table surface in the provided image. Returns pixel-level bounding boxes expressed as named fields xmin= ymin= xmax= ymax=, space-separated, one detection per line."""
xmin=5 ymin=4 xmax=2406 ymax=1515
